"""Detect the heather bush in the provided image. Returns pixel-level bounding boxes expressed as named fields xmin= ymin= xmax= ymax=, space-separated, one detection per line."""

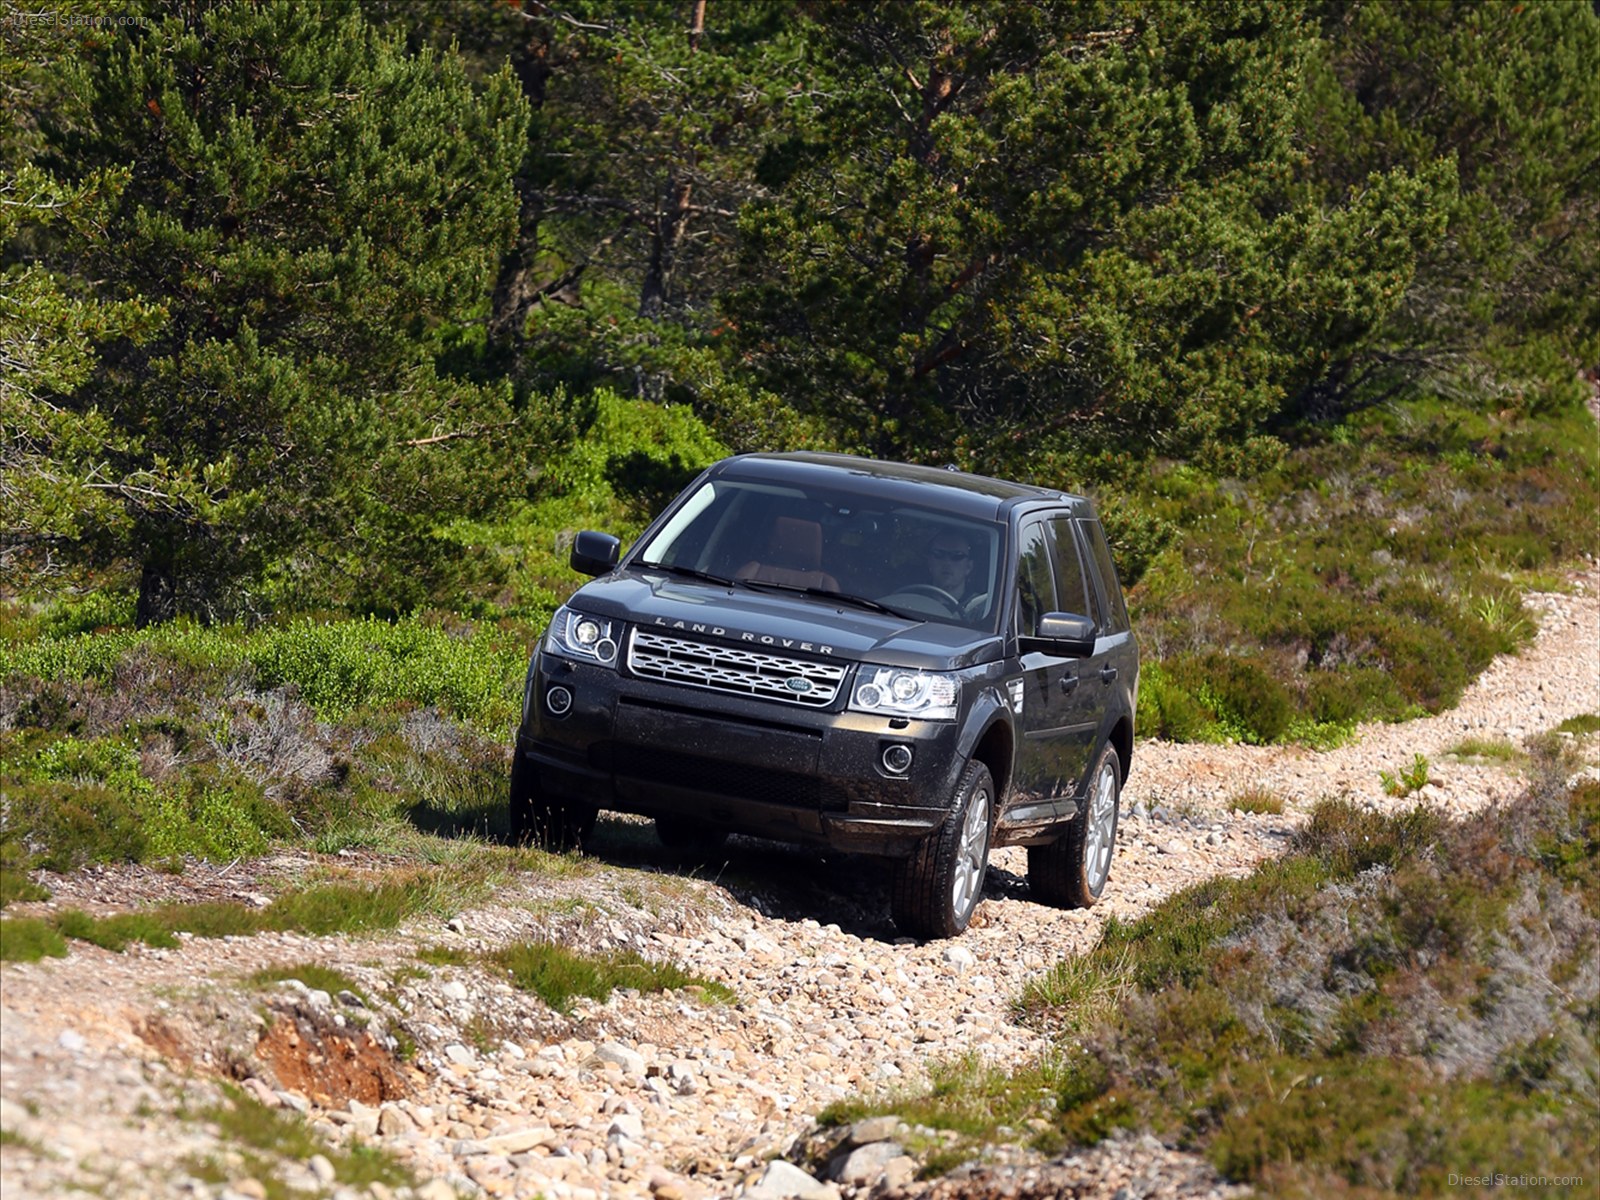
xmin=857 ymin=783 xmax=1597 ymax=1195
xmin=1125 ymin=394 xmax=1597 ymax=743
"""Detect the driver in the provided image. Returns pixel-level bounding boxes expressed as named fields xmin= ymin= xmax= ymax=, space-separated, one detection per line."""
xmin=924 ymin=532 xmax=976 ymax=602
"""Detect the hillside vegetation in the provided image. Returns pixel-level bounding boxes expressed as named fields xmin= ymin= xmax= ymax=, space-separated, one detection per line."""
xmin=3 ymin=0 xmax=1598 ymax=917
xmin=1 ymin=0 xmax=1595 ymax=877
xmin=820 ymin=738 xmax=1600 ymax=1196
xmin=2 ymin=5 xmax=1599 ymax=1192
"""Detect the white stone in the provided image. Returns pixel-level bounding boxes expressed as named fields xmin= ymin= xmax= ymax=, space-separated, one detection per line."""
xmin=831 ymin=1141 xmax=905 ymax=1185
xmin=595 ymin=1042 xmax=646 ymax=1076
xmin=741 ymin=1159 xmax=837 ymax=1199
xmin=608 ymin=1113 xmax=645 ymax=1141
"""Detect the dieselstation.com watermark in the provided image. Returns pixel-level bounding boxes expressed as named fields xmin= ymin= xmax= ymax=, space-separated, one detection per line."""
xmin=1449 ymin=1174 xmax=1587 ymax=1190
xmin=2 ymin=7 xmax=152 ymax=32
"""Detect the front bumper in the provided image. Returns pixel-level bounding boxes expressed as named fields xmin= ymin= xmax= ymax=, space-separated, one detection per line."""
xmin=517 ymin=651 xmax=967 ymax=856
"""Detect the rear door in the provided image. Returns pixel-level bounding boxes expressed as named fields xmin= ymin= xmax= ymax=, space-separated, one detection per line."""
xmin=1007 ymin=515 xmax=1097 ymax=827
xmin=1075 ymin=517 xmax=1138 ymax=735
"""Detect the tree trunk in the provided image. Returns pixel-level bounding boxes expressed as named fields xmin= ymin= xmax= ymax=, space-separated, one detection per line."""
xmin=638 ymin=177 xmax=694 ymax=322
xmin=688 ymin=0 xmax=706 ymax=51
xmin=489 ymin=183 xmax=543 ymax=351
xmin=136 ymin=554 xmax=177 ymax=628
xmin=635 ymin=177 xmax=695 ymax=401
xmin=488 ymin=27 xmax=556 ymax=354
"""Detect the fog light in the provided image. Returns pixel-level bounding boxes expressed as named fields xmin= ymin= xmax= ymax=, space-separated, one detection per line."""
xmin=546 ymin=685 xmax=573 ymax=716
xmin=882 ymin=744 xmax=913 ymax=774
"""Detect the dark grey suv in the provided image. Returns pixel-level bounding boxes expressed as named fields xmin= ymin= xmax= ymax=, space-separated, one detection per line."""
xmin=511 ymin=452 xmax=1138 ymax=938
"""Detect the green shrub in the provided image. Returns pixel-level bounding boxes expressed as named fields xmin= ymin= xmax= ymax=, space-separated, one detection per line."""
xmin=866 ymin=783 xmax=1596 ymax=1196
xmin=0 ymin=917 xmax=68 ymax=962
xmin=143 ymin=775 xmax=290 ymax=863
xmin=1536 ymin=779 xmax=1600 ymax=909
xmin=0 ymin=835 xmax=49 ymax=908
xmin=1380 ymin=753 xmax=1432 ymax=798
xmin=1125 ymin=394 xmax=1597 ymax=745
xmin=1164 ymin=653 xmax=1293 ymax=744
xmin=488 ymin=941 xmax=736 ymax=1012
xmin=1293 ymin=798 xmax=1443 ymax=879
xmin=1556 ymin=713 xmax=1600 ymax=736
xmin=53 ymin=909 xmax=179 ymax=952
xmin=3 ymin=777 xmax=149 ymax=871
xmin=1134 ymin=663 xmax=1214 ymax=742
xmin=3 ymin=736 xmax=301 ymax=870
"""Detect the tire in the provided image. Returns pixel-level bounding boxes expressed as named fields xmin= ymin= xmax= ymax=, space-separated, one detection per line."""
xmin=1029 ymin=742 xmax=1121 ymax=909
xmin=891 ymin=760 xmax=994 ymax=939
xmin=655 ymin=815 xmax=729 ymax=856
xmin=509 ymin=751 xmax=596 ymax=851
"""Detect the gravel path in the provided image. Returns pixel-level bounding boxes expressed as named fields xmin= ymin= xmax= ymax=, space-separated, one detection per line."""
xmin=2 ymin=565 xmax=1595 ymax=1200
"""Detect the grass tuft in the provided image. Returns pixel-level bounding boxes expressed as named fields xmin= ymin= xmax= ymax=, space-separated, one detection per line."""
xmin=0 ymin=863 xmax=510 ymax=961
xmin=1445 ymin=736 xmax=1524 ymax=764
xmin=1555 ymin=712 xmax=1600 ymax=736
xmin=186 ymin=1085 xmax=416 ymax=1195
xmin=487 ymin=940 xmax=736 ymax=1013
xmin=0 ymin=917 xmax=68 ymax=962
xmin=1228 ymin=788 xmax=1285 ymax=816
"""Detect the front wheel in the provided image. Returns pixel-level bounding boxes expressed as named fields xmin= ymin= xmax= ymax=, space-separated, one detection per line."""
xmin=509 ymin=751 xmax=596 ymax=852
xmin=1028 ymin=742 xmax=1121 ymax=908
xmin=891 ymin=760 xmax=994 ymax=939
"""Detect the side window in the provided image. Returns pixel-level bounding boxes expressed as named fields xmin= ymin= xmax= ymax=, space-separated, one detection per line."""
xmin=1078 ymin=518 xmax=1130 ymax=635
xmin=1014 ymin=520 xmax=1057 ymax=636
xmin=1049 ymin=517 xmax=1094 ymax=621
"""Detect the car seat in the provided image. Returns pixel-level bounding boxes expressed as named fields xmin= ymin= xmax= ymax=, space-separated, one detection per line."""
xmin=736 ymin=516 xmax=840 ymax=590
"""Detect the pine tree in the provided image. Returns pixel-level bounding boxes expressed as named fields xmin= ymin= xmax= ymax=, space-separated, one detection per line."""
xmin=1300 ymin=0 xmax=1600 ymax=412
xmin=726 ymin=0 xmax=1453 ymax=474
xmin=20 ymin=0 xmax=531 ymax=621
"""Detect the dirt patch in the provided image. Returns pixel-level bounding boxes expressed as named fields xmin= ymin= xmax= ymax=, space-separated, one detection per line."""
xmin=253 ymin=1003 xmax=410 ymax=1108
xmin=134 ymin=1014 xmax=194 ymax=1071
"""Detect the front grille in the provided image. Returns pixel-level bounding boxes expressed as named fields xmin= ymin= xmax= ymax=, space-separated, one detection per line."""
xmin=612 ymin=744 xmax=821 ymax=809
xmin=627 ymin=629 xmax=847 ymax=707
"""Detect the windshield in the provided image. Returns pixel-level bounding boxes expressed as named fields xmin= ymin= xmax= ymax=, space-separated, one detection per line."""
xmin=636 ymin=478 xmax=1005 ymax=630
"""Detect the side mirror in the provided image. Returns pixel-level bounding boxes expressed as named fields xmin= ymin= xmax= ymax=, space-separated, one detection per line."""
xmin=570 ymin=530 xmax=621 ymax=577
xmin=1019 ymin=612 xmax=1097 ymax=658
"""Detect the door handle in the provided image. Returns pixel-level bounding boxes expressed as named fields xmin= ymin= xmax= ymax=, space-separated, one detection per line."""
xmin=1099 ymin=666 xmax=1118 ymax=683
xmin=1060 ymin=673 xmax=1080 ymax=693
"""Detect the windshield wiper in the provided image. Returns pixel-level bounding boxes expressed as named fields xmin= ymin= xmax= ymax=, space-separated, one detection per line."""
xmin=637 ymin=561 xmax=744 ymax=589
xmin=739 ymin=580 xmax=921 ymax=620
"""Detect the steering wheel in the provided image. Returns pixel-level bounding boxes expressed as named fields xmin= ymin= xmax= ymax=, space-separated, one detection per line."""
xmin=962 ymin=592 xmax=991 ymax=619
xmin=894 ymin=583 xmax=965 ymax=616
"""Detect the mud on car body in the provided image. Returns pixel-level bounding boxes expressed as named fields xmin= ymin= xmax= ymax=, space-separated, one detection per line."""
xmin=511 ymin=452 xmax=1139 ymax=938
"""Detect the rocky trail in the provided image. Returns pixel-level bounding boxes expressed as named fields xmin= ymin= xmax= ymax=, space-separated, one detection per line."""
xmin=2 ymin=567 xmax=1596 ymax=1200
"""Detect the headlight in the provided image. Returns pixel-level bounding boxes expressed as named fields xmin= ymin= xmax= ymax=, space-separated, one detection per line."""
xmin=545 ymin=606 xmax=620 ymax=666
xmin=849 ymin=667 xmax=959 ymax=721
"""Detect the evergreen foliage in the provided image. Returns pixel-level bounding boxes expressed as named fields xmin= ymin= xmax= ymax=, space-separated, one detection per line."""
xmin=1300 ymin=0 xmax=1600 ymax=412
xmin=0 ymin=0 xmax=1595 ymax=747
xmin=726 ymin=1 xmax=1454 ymax=474
xmin=11 ymin=0 xmax=534 ymax=620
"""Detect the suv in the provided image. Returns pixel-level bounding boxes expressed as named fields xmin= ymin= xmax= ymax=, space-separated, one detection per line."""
xmin=511 ymin=452 xmax=1138 ymax=938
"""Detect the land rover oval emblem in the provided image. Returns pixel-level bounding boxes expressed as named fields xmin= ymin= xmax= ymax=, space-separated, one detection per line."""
xmin=784 ymin=677 xmax=814 ymax=694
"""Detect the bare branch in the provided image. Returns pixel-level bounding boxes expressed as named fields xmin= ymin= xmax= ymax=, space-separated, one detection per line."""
xmin=402 ymin=421 xmax=516 ymax=449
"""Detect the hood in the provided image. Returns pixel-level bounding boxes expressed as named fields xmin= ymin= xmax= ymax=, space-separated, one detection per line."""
xmin=567 ymin=571 xmax=1002 ymax=669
